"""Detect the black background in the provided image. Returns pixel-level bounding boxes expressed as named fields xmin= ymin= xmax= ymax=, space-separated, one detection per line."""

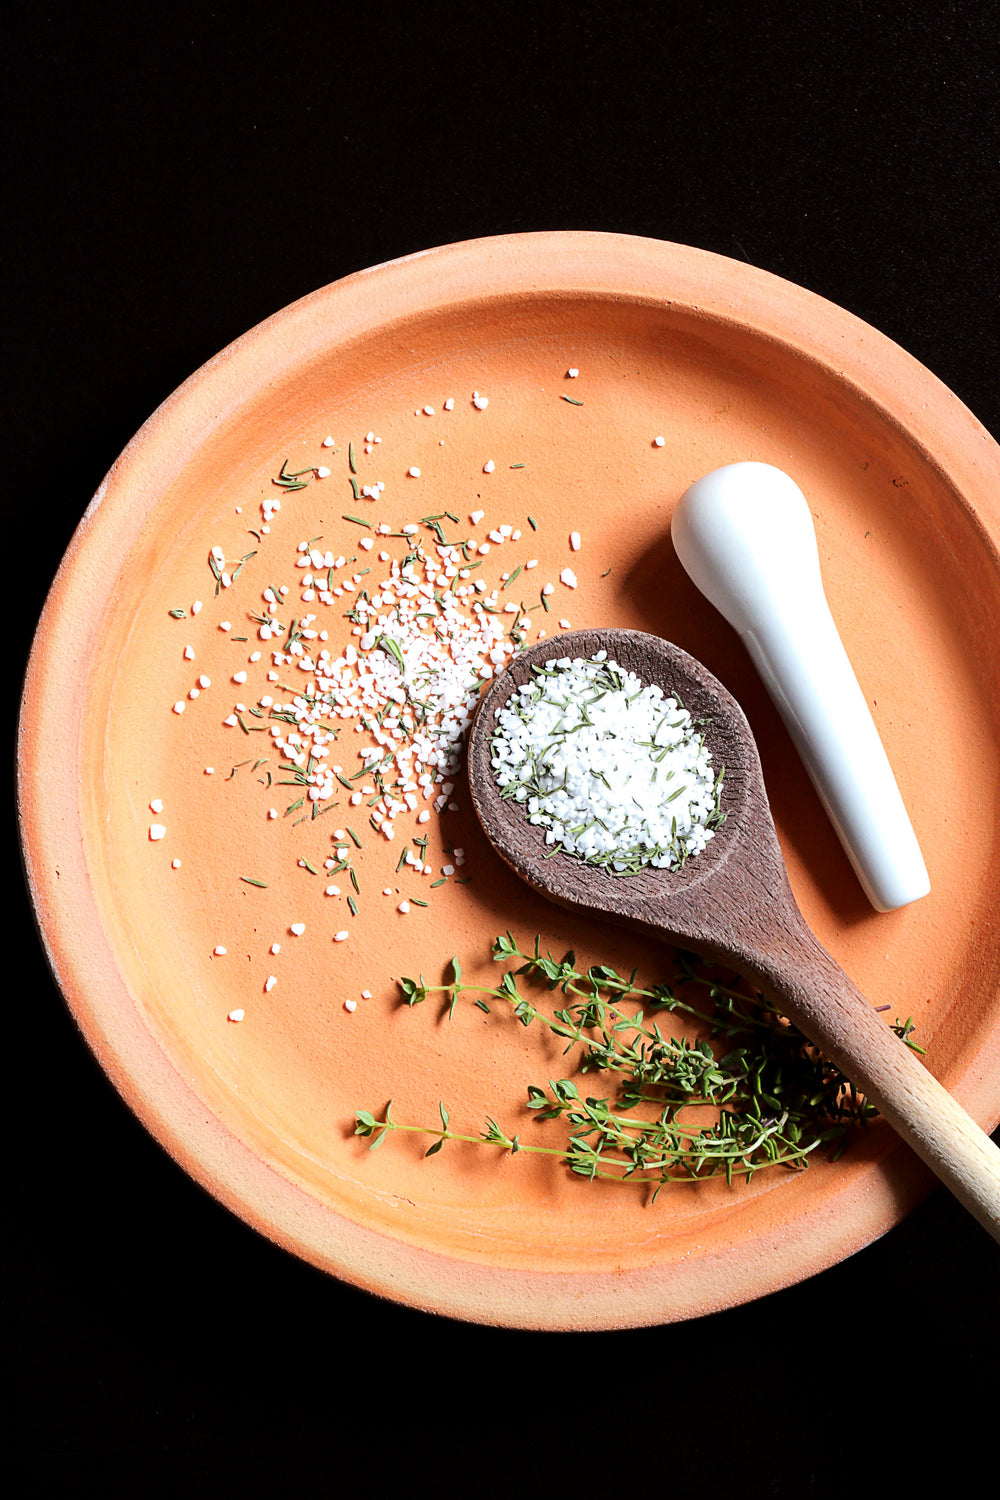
xmin=8 ymin=3 xmax=1000 ymax=1494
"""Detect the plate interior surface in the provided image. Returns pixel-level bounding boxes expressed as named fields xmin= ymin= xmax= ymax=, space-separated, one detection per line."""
xmin=19 ymin=233 xmax=1000 ymax=1328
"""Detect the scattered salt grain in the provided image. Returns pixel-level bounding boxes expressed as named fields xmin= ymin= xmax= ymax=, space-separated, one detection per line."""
xmin=149 ymin=824 xmax=166 ymax=840
xmin=227 ymin=1009 xmax=244 ymax=1023
xmin=344 ymin=999 xmax=357 ymax=1012
xmin=653 ymin=435 xmax=665 ymax=447
xmin=149 ymin=798 xmax=163 ymax=813
xmin=265 ymin=975 xmax=277 ymax=992
xmin=569 ymin=532 xmax=581 ymax=551
xmin=560 ymin=568 xmax=577 ymax=589
xmin=213 ymin=945 xmax=227 ymax=956
xmin=334 ymin=930 xmax=349 ymax=942
xmin=290 ymin=923 xmax=306 ymax=936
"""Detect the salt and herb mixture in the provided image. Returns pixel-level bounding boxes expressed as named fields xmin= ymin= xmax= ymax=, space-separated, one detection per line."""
xmin=254 ymin=526 xmax=526 ymax=832
xmin=491 ymin=652 xmax=725 ymax=872
xmin=155 ymin=376 xmax=614 ymax=1018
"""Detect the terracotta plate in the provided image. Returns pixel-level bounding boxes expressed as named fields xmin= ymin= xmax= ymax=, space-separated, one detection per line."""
xmin=18 ymin=233 xmax=1000 ymax=1329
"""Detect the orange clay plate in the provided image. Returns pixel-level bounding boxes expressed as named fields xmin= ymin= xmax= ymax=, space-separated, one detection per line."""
xmin=18 ymin=233 xmax=1000 ymax=1329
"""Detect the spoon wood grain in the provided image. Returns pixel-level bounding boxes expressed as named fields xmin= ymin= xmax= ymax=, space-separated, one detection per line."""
xmin=467 ymin=628 xmax=1000 ymax=1241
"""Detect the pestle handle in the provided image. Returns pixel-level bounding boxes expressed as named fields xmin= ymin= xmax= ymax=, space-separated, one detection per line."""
xmin=671 ymin=461 xmax=930 ymax=911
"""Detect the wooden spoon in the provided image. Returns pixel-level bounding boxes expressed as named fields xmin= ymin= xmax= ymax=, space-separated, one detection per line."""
xmin=467 ymin=627 xmax=1000 ymax=1241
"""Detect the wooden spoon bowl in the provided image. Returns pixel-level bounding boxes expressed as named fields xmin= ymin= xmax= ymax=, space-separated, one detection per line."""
xmin=468 ymin=628 xmax=1000 ymax=1240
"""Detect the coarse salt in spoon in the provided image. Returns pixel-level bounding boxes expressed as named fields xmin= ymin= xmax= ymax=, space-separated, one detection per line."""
xmin=671 ymin=461 xmax=930 ymax=912
xmin=467 ymin=628 xmax=1000 ymax=1242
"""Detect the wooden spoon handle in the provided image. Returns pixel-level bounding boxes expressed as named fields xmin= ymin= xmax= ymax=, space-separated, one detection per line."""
xmin=751 ymin=923 xmax=1000 ymax=1243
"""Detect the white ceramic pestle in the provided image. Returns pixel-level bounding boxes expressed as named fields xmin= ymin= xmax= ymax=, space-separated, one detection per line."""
xmin=671 ymin=461 xmax=930 ymax=911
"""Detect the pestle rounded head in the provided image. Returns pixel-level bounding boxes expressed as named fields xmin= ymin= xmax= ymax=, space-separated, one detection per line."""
xmin=671 ymin=461 xmax=824 ymax=634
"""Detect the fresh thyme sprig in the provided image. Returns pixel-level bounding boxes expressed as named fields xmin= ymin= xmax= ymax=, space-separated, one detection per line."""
xmin=355 ymin=933 xmax=924 ymax=1201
